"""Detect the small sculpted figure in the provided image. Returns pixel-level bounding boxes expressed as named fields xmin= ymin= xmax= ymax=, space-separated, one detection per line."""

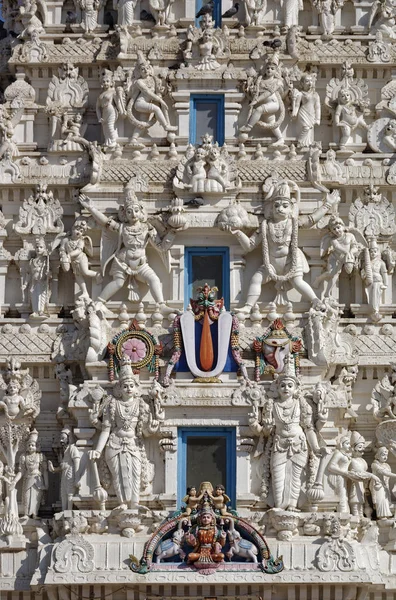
xmin=79 ymin=191 xmax=175 ymax=313
xmin=14 ymin=429 xmax=48 ymax=518
xmin=60 ymin=217 xmax=101 ymax=299
xmin=78 ymin=0 xmax=101 ymax=33
xmin=123 ymin=52 xmax=177 ymax=145
xmin=25 ymin=237 xmax=51 ymax=317
xmin=88 ymin=355 xmax=160 ymax=511
xmin=18 ymin=0 xmax=45 ymax=40
xmin=185 ymin=504 xmax=226 ymax=564
xmin=334 ymin=88 xmax=369 ymax=150
xmin=97 ymin=70 xmax=121 ymax=149
xmin=290 ymin=73 xmax=321 ymax=148
xmin=348 ymin=431 xmax=380 ymax=519
xmin=314 ymin=216 xmax=364 ymax=298
xmin=182 ymin=486 xmax=203 ymax=515
xmin=240 ymin=54 xmax=287 ymax=145
xmin=369 ymin=0 xmax=396 ymax=40
xmin=313 ymin=0 xmax=344 ymax=37
xmin=48 ymin=428 xmax=81 ymax=511
xmin=115 ymin=0 xmax=136 ymax=25
xmin=243 ymin=0 xmax=267 ymax=25
xmin=208 ymin=484 xmax=231 ymax=516
xmin=249 ymin=357 xmax=324 ymax=511
xmin=148 ymin=0 xmax=174 ymax=25
xmin=0 ymin=380 xmax=26 ymax=420
xmin=370 ymin=446 xmax=396 ymax=519
xmin=361 ymin=240 xmax=388 ymax=320
xmin=227 ymin=174 xmax=340 ymax=311
xmin=327 ymin=435 xmax=353 ymax=513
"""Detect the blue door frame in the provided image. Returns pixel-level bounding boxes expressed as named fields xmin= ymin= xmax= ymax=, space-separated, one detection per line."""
xmin=189 ymin=94 xmax=225 ymax=146
xmin=177 ymin=427 xmax=237 ymax=507
xmin=184 ymin=246 xmax=230 ymax=310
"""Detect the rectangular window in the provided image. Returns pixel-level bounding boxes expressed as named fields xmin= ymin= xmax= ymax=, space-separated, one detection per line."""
xmin=190 ymin=95 xmax=225 ymax=145
xmin=195 ymin=0 xmax=222 ymax=27
xmin=185 ymin=247 xmax=230 ymax=309
xmin=177 ymin=428 xmax=236 ymax=506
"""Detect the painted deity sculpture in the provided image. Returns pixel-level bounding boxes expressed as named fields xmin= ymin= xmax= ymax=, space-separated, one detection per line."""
xmin=314 ymin=216 xmax=365 ymax=298
xmin=185 ymin=503 xmax=227 ymax=565
xmin=89 ymin=355 xmax=161 ymax=510
xmin=79 ymin=191 xmax=175 ymax=313
xmin=122 ymin=52 xmax=177 ymax=145
xmin=227 ymin=174 xmax=340 ymax=311
xmin=14 ymin=429 xmax=48 ymax=518
xmin=249 ymin=357 xmax=325 ymax=511
xmin=240 ymin=53 xmax=287 ymax=145
xmin=60 ymin=217 xmax=102 ymax=300
xmin=48 ymin=428 xmax=81 ymax=511
xmin=290 ymin=72 xmax=321 ymax=148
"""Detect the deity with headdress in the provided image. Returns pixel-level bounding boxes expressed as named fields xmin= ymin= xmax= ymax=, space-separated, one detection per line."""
xmin=184 ymin=494 xmax=227 ymax=567
xmin=228 ymin=172 xmax=340 ymax=310
xmin=88 ymin=354 xmax=161 ymax=511
xmin=79 ymin=187 xmax=175 ymax=313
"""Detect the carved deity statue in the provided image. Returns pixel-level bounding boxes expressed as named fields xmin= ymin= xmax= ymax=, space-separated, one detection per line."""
xmin=79 ymin=191 xmax=175 ymax=313
xmin=88 ymin=355 xmax=161 ymax=510
xmin=312 ymin=0 xmax=344 ymax=37
xmin=0 ymin=104 xmax=18 ymax=159
xmin=314 ymin=216 xmax=365 ymax=298
xmin=96 ymin=69 xmax=121 ymax=149
xmin=78 ymin=0 xmax=101 ymax=33
xmin=46 ymin=63 xmax=89 ymax=148
xmin=249 ymin=357 xmax=325 ymax=511
xmin=173 ymin=135 xmax=239 ymax=195
xmin=243 ymin=0 xmax=267 ymax=26
xmin=60 ymin=217 xmax=101 ymax=300
xmin=48 ymin=428 xmax=81 ymax=511
xmin=369 ymin=0 xmax=396 ymax=40
xmin=240 ymin=53 xmax=287 ymax=145
xmin=348 ymin=431 xmax=380 ymax=519
xmin=183 ymin=15 xmax=230 ymax=70
xmin=290 ymin=72 xmax=321 ymax=148
xmin=327 ymin=434 xmax=353 ymax=513
xmin=348 ymin=185 xmax=396 ymax=238
xmin=148 ymin=0 xmax=174 ymax=25
xmin=121 ymin=53 xmax=177 ymax=146
xmin=325 ymin=62 xmax=370 ymax=151
xmin=370 ymin=446 xmax=396 ymax=519
xmin=114 ymin=0 xmax=136 ymax=25
xmin=18 ymin=0 xmax=45 ymax=40
xmin=228 ymin=174 xmax=340 ymax=311
xmin=14 ymin=184 xmax=64 ymax=237
xmin=279 ymin=0 xmax=303 ymax=28
xmin=14 ymin=429 xmax=48 ymax=518
xmin=361 ymin=240 xmax=388 ymax=320
xmin=24 ymin=237 xmax=52 ymax=317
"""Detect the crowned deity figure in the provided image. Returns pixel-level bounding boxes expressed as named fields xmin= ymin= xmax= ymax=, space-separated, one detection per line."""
xmin=88 ymin=355 xmax=161 ymax=511
xmin=14 ymin=429 xmax=48 ymax=518
xmin=79 ymin=191 xmax=175 ymax=313
xmin=185 ymin=501 xmax=227 ymax=565
xmin=249 ymin=357 xmax=325 ymax=511
xmin=227 ymin=175 xmax=340 ymax=311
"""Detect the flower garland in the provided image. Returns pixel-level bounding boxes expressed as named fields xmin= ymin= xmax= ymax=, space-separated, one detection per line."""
xmin=261 ymin=216 xmax=299 ymax=282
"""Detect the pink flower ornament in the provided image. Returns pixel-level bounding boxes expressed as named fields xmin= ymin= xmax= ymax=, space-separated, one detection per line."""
xmin=122 ymin=338 xmax=147 ymax=363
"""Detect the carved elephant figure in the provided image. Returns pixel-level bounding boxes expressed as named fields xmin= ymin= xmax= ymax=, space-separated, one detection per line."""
xmin=155 ymin=528 xmax=186 ymax=563
xmin=226 ymin=518 xmax=259 ymax=563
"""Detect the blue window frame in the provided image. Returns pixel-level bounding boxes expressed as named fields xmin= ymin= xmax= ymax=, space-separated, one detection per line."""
xmin=177 ymin=427 xmax=237 ymax=506
xmin=185 ymin=246 xmax=230 ymax=310
xmin=189 ymin=94 xmax=225 ymax=146
xmin=195 ymin=0 xmax=221 ymax=27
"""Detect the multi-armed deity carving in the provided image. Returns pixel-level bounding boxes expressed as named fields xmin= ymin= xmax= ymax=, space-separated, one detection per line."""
xmin=325 ymin=62 xmax=370 ymax=152
xmin=248 ymin=356 xmax=326 ymax=511
xmin=88 ymin=354 xmax=163 ymax=511
xmin=183 ymin=15 xmax=230 ymax=71
xmin=46 ymin=63 xmax=89 ymax=151
xmin=227 ymin=173 xmax=340 ymax=311
xmin=173 ymin=134 xmax=240 ymax=196
xmin=79 ymin=188 xmax=176 ymax=313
